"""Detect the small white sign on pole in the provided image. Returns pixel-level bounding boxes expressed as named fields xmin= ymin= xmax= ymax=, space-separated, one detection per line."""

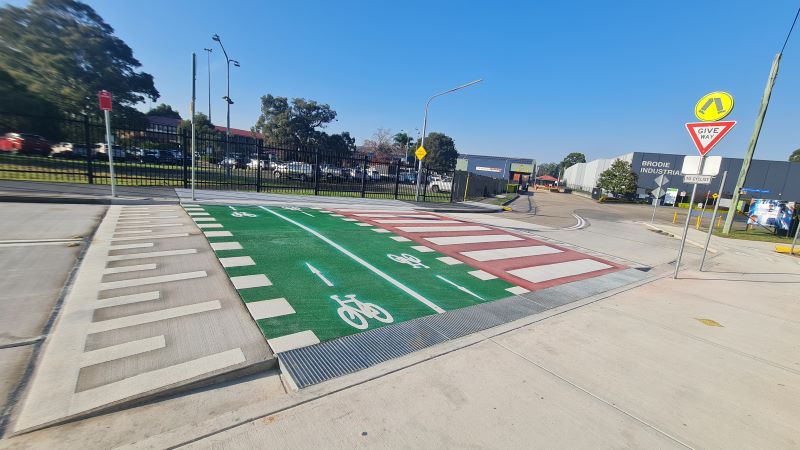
xmin=683 ymin=174 xmax=714 ymax=184
xmin=682 ymin=155 xmax=721 ymax=176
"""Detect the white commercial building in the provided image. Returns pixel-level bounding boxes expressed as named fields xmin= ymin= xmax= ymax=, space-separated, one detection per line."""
xmin=562 ymin=152 xmax=633 ymax=192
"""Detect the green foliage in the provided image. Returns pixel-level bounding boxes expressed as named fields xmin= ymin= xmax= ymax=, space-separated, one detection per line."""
xmin=147 ymin=104 xmax=182 ymax=120
xmin=596 ymin=159 xmax=638 ymax=196
xmin=423 ymin=132 xmax=458 ymax=170
xmin=560 ymin=152 xmax=586 ymax=169
xmin=0 ymin=0 xmax=159 ymax=120
xmin=0 ymin=68 xmax=61 ymax=138
xmin=179 ymin=112 xmax=217 ymax=136
xmin=317 ymin=131 xmax=356 ymax=157
xmin=790 ymin=148 xmax=800 ymax=163
xmin=537 ymin=162 xmax=559 ymax=177
xmin=253 ymin=94 xmax=337 ymax=147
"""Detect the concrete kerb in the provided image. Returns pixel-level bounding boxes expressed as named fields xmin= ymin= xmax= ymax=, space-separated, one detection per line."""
xmin=0 ymin=195 xmax=179 ymax=206
xmin=640 ymin=222 xmax=718 ymax=254
xmin=501 ymin=194 xmax=520 ymax=206
xmin=141 ymin=268 xmax=667 ymax=450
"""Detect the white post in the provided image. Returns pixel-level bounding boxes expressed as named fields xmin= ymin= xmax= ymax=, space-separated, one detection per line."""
xmin=674 ymin=156 xmax=705 ymax=278
xmin=700 ymin=170 xmax=727 ymax=270
xmin=104 ymin=109 xmax=116 ymax=197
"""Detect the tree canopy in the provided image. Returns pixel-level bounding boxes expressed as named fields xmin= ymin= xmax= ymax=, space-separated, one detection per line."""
xmin=253 ymin=94 xmax=337 ymax=147
xmin=537 ymin=162 xmax=560 ymax=177
xmin=560 ymin=152 xmax=586 ymax=169
xmin=423 ymin=132 xmax=458 ymax=170
xmin=790 ymin=149 xmax=800 ymax=163
xmin=596 ymin=159 xmax=638 ymax=197
xmin=0 ymin=0 xmax=159 ymax=119
xmin=147 ymin=104 xmax=182 ymax=120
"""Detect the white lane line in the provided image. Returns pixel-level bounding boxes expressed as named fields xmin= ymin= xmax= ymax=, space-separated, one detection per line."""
xmin=114 ymin=229 xmax=153 ymax=235
xmin=305 ymin=262 xmax=334 ymax=287
xmin=371 ymin=228 xmax=390 ymax=233
xmin=354 ymin=213 xmax=437 ymax=218
xmin=204 ymin=231 xmax=233 ymax=237
xmin=112 ymin=233 xmax=189 ymax=242
xmin=437 ymin=256 xmax=463 ymax=265
xmin=193 ymin=217 xmax=217 ymax=222
xmin=374 ymin=219 xmax=461 ymax=224
xmin=211 ymin=242 xmax=243 ymax=251
xmin=267 ymin=331 xmax=320 ymax=354
xmin=398 ymin=225 xmax=489 ymax=233
xmin=109 ymin=243 xmax=154 ymax=251
xmin=330 ymin=214 xmax=344 ymax=217
xmin=198 ymin=223 xmax=223 ymax=229
xmin=260 ymin=206 xmax=444 ymax=314
xmin=219 ymin=256 xmax=256 ymax=268
xmin=103 ymin=263 xmax=156 ymax=275
xmin=469 ymin=270 xmax=498 ymax=281
xmin=116 ymin=223 xmax=183 ymax=229
xmin=119 ymin=215 xmax=179 ymax=219
xmin=107 ymin=249 xmax=197 ymax=261
xmin=435 ymin=275 xmax=483 ymax=300
xmin=411 ymin=245 xmax=434 ymax=253
xmin=231 ymin=274 xmax=272 ymax=289
xmin=98 ymin=291 xmax=160 ymax=309
xmin=246 ymin=298 xmax=295 ymax=320
xmin=355 ymin=223 xmax=372 ymax=227
xmin=459 ymin=245 xmax=562 ymax=261
xmin=342 ymin=218 xmax=358 ymax=222
xmin=99 ymin=271 xmax=207 ymax=291
xmin=508 ymin=259 xmax=612 ymax=283
xmin=425 ymin=234 xmax=523 ymax=246
xmin=71 ymin=349 xmax=246 ymax=415
xmin=87 ymin=300 xmax=221 ymax=334
xmin=506 ymin=286 xmax=530 ymax=295
xmin=81 ymin=336 xmax=166 ymax=368
xmin=112 ymin=220 xmax=153 ymax=225
xmin=390 ymin=236 xmax=411 ymax=242
xmin=188 ymin=212 xmax=210 ymax=216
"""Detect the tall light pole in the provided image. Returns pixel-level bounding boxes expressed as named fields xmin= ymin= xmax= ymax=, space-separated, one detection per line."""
xmin=203 ymin=48 xmax=212 ymax=123
xmin=415 ymin=79 xmax=483 ymax=201
xmin=212 ymin=34 xmax=239 ymax=164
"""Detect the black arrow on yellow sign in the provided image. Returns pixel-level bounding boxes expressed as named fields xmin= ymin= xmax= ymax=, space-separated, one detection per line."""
xmin=698 ymin=97 xmax=725 ymax=115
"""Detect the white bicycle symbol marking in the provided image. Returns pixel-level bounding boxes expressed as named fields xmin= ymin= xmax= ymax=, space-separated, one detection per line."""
xmin=230 ymin=211 xmax=257 ymax=218
xmin=387 ymin=253 xmax=429 ymax=269
xmin=281 ymin=206 xmax=301 ymax=211
xmin=331 ymin=294 xmax=394 ymax=330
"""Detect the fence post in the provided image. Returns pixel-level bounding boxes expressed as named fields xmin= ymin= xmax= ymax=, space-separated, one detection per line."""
xmin=422 ymin=166 xmax=428 ymax=201
xmin=84 ymin=114 xmax=93 ymax=184
xmin=360 ymin=155 xmax=368 ymax=198
xmin=393 ymin=159 xmax=401 ymax=199
xmin=314 ymin=146 xmax=320 ymax=196
xmin=256 ymin=139 xmax=262 ymax=192
xmin=181 ymin=128 xmax=189 ymax=188
xmin=449 ymin=170 xmax=455 ymax=203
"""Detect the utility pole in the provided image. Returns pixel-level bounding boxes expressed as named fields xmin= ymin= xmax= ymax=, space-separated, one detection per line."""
xmin=203 ymin=48 xmax=212 ymax=123
xmin=721 ymin=53 xmax=781 ymax=234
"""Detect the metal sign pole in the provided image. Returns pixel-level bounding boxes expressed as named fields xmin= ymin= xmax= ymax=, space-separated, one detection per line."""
xmin=790 ymin=212 xmax=800 ymax=256
xmin=674 ymin=156 xmax=704 ymax=279
xmin=699 ymin=170 xmax=727 ymax=271
xmin=104 ymin=109 xmax=116 ymax=197
xmin=651 ymin=197 xmax=658 ymax=223
xmin=191 ymin=53 xmax=197 ymax=201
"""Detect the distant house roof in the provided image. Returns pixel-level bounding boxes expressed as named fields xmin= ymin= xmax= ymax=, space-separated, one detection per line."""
xmin=536 ymin=175 xmax=558 ymax=181
xmin=146 ymin=115 xmax=181 ymax=127
xmin=214 ymin=125 xmax=263 ymax=140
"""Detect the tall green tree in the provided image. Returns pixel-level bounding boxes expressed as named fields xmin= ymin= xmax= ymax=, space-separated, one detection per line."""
xmin=253 ymin=94 xmax=337 ymax=147
xmin=0 ymin=0 xmax=159 ymax=120
xmin=423 ymin=132 xmax=458 ymax=170
xmin=790 ymin=149 xmax=800 ymax=162
xmin=147 ymin=104 xmax=182 ymax=120
xmin=536 ymin=162 xmax=559 ymax=177
xmin=596 ymin=159 xmax=638 ymax=197
xmin=560 ymin=152 xmax=586 ymax=169
xmin=0 ymin=68 xmax=61 ymax=138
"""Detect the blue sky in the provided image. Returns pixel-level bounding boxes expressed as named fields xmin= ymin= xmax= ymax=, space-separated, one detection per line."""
xmin=11 ymin=0 xmax=800 ymax=162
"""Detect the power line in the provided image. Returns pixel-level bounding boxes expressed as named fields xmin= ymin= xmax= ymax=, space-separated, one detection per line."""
xmin=780 ymin=7 xmax=800 ymax=54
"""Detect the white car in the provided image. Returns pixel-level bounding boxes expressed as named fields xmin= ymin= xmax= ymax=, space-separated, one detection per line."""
xmin=428 ymin=175 xmax=452 ymax=193
xmin=274 ymin=161 xmax=314 ymax=181
xmin=51 ymin=142 xmax=87 ymax=158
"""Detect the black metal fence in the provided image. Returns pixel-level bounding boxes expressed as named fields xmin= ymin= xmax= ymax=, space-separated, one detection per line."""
xmin=450 ymin=171 xmax=508 ymax=201
xmin=0 ymin=113 xmax=459 ymax=202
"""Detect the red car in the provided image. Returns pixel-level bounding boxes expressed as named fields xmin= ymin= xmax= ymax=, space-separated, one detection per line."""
xmin=0 ymin=133 xmax=52 ymax=156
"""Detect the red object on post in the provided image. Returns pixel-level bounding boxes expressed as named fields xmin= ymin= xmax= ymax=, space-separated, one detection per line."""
xmin=98 ymin=90 xmax=112 ymax=111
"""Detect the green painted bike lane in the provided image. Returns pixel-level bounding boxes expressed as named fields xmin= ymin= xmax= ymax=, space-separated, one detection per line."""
xmin=201 ymin=205 xmax=517 ymax=343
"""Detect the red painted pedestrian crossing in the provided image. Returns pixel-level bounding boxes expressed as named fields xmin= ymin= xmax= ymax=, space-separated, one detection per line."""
xmin=334 ymin=210 xmax=625 ymax=292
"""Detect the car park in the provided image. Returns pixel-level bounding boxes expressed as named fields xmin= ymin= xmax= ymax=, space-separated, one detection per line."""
xmin=51 ymin=142 xmax=88 ymax=158
xmin=274 ymin=161 xmax=314 ymax=181
xmin=0 ymin=133 xmax=52 ymax=156
xmin=93 ymin=143 xmax=126 ymax=162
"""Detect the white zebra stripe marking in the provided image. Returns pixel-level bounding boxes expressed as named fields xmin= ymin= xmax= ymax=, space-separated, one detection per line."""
xmin=87 ymin=300 xmax=220 ymax=333
xmin=81 ymin=336 xmax=166 ymax=368
xmin=424 ymin=234 xmax=523 ymax=246
xmin=245 ymin=298 xmax=295 ymax=320
xmin=111 ymin=233 xmax=189 ymax=242
xmin=398 ymin=225 xmax=489 ymax=233
xmin=210 ymin=242 xmax=243 ymax=251
xmin=98 ymin=291 xmax=160 ymax=309
xmin=219 ymin=256 xmax=256 ymax=268
xmin=469 ymin=270 xmax=497 ymax=281
xmin=411 ymin=245 xmax=434 ymax=253
xmin=390 ymin=236 xmax=411 ymax=242
xmin=109 ymin=243 xmax=154 ymax=251
xmin=437 ymin=256 xmax=462 ymax=265
xmin=103 ymin=263 xmax=156 ymax=274
xmin=267 ymin=330 xmax=320 ymax=353
xmin=508 ymin=259 xmax=612 ymax=283
xmin=231 ymin=274 xmax=272 ymax=289
xmin=459 ymin=245 xmax=562 ymax=262
xmin=197 ymin=223 xmax=223 ymax=229
xmin=99 ymin=271 xmax=207 ymax=291
xmin=204 ymin=231 xmax=233 ymax=237
xmin=107 ymin=249 xmax=197 ymax=261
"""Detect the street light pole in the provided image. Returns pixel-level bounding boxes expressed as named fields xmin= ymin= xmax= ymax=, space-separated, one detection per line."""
xmin=415 ymin=79 xmax=483 ymax=202
xmin=203 ymin=48 xmax=212 ymax=123
xmin=212 ymin=34 xmax=239 ymax=167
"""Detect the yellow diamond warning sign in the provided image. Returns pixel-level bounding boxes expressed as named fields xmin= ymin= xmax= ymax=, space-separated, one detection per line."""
xmin=415 ymin=146 xmax=427 ymax=160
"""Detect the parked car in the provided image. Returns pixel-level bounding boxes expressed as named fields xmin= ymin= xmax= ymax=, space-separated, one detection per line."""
xmin=274 ymin=161 xmax=314 ymax=181
xmin=51 ymin=142 xmax=88 ymax=158
xmin=0 ymin=133 xmax=51 ymax=156
xmin=365 ymin=167 xmax=382 ymax=181
xmin=399 ymin=170 xmax=417 ymax=184
xmin=93 ymin=143 xmax=126 ymax=162
xmin=319 ymin=164 xmax=347 ymax=179
xmin=428 ymin=175 xmax=453 ymax=193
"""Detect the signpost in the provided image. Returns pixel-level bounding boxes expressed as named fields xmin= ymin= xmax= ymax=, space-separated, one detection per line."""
xmin=190 ymin=53 xmax=197 ymax=201
xmin=414 ymin=146 xmax=427 ymax=201
xmin=700 ymin=170 xmax=728 ymax=271
xmin=98 ymin=90 xmax=116 ymax=197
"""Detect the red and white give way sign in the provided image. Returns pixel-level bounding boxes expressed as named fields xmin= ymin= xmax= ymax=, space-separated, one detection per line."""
xmin=98 ymin=90 xmax=112 ymax=111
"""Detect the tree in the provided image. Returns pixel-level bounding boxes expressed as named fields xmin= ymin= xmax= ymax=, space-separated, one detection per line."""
xmin=393 ymin=132 xmax=414 ymax=159
xmin=0 ymin=0 xmax=159 ymax=119
xmin=536 ymin=162 xmax=559 ymax=177
xmin=0 ymin=68 xmax=61 ymax=139
xmin=178 ymin=112 xmax=217 ymax=136
xmin=147 ymin=104 xmax=182 ymax=120
xmin=423 ymin=132 xmax=458 ymax=170
xmin=560 ymin=152 xmax=586 ymax=169
xmin=596 ymin=159 xmax=638 ymax=197
xmin=361 ymin=128 xmax=402 ymax=162
xmin=790 ymin=149 xmax=800 ymax=163
xmin=253 ymin=94 xmax=337 ymax=147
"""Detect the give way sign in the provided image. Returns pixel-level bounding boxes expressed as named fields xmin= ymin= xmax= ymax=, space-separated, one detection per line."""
xmin=685 ymin=121 xmax=736 ymax=156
